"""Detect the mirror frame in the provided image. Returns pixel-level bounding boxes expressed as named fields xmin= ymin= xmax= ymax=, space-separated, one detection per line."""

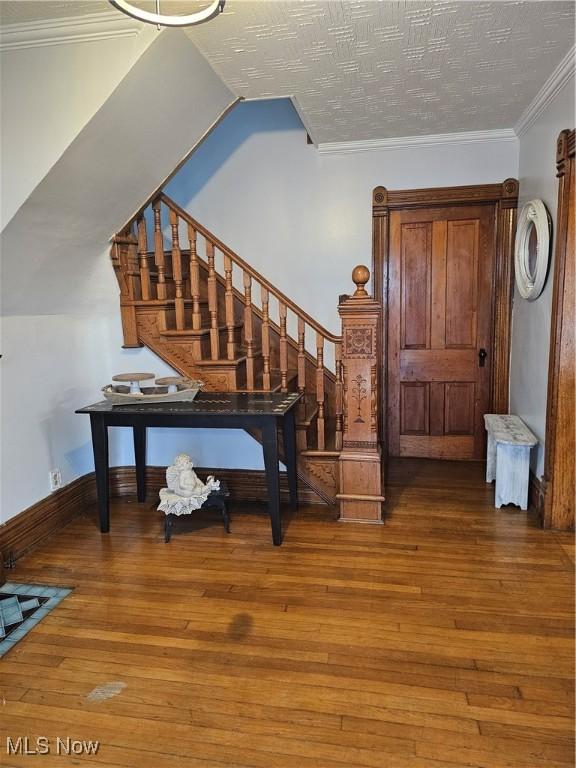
xmin=514 ymin=199 xmax=551 ymax=301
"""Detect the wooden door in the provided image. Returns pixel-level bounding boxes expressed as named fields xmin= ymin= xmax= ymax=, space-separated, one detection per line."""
xmin=388 ymin=205 xmax=496 ymax=460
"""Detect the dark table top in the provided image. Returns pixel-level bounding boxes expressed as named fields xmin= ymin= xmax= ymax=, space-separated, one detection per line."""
xmin=76 ymin=391 xmax=302 ymax=417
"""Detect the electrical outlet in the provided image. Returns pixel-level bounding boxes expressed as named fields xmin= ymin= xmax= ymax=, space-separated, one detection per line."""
xmin=49 ymin=469 xmax=62 ymax=492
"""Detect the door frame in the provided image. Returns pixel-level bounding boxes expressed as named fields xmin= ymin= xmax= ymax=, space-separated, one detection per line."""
xmin=372 ymin=180 xmax=519 ymax=456
xmin=542 ymin=129 xmax=575 ymax=529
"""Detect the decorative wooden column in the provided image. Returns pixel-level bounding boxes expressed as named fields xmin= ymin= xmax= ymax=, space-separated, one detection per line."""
xmin=336 ymin=265 xmax=384 ymax=523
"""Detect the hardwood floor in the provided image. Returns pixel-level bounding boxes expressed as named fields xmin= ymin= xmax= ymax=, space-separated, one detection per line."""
xmin=1 ymin=459 xmax=574 ymax=767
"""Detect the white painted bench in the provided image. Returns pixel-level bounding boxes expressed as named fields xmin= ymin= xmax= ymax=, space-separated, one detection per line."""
xmin=484 ymin=414 xmax=538 ymax=510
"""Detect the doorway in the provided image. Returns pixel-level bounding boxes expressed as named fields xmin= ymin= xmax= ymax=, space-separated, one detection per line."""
xmin=372 ymin=181 xmax=518 ymax=461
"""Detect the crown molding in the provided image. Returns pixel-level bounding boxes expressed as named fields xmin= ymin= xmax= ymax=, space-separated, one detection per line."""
xmin=317 ymin=128 xmax=517 ymax=155
xmin=0 ymin=11 xmax=145 ymax=52
xmin=515 ymin=46 xmax=576 ymax=138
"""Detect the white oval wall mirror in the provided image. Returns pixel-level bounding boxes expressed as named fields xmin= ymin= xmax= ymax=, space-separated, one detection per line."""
xmin=514 ymin=199 xmax=551 ymax=301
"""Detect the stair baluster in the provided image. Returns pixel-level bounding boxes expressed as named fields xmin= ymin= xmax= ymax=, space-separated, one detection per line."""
xmin=169 ymin=209 xmax=185 ymax=330
xmin=188 ymin=224 xmax=202 ymax=331
xmin=297 ymin=317 xmax=306 ymax=399
xmin=316 ymin=333 xmax=325 ymax=451
xmin=224 ymin=254 xmax=236 ymax=360
xmin=137 ymin=216 xmax=151 ymax=301
xmin=207 ymin=240 xmax=220 ymax=360
xmin=261 ymin=286 xmax=271 ymax=391
xmin=335 ymin=339 xmax=343 ymax=451
xmin=153 ymin=200 xmax=167 ymax=300
xmin=279 ymin=302 xmax=288 ymax=392
xmin=243 ymin=272 xmax=255 ymax=390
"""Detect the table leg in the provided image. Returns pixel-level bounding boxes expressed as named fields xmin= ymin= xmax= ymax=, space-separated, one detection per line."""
xmin=90 ymin=414 xmax=110 ymax=533
xmin=283 ymin=410 xmax=298 ymax=509
xmin=262 ymin=420 xmax=282 ymax=546
xmin=133 ymin=423 xmax=147 ymax=502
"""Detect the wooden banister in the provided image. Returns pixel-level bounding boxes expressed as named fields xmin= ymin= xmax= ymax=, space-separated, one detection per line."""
xmin=158 ymin=193 xmax=341 ymax=344
xmin=113 ymin=192 xmax=346 ymax=455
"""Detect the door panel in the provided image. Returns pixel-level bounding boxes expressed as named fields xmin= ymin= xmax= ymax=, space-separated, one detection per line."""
xmin=400 ymin=349 xmax=476 ymax=381
xmin=388 ymin=205 xmax=495 ymax=460
xmin=401 ymin=224 xmax=431 ymax=349
xmin=445 ymin=221 xmax=479 ymax=348
xmin=400 ymin=383 xmax=429 ymax=435
xmin=444 ymin=382 xmax=475 ymax=435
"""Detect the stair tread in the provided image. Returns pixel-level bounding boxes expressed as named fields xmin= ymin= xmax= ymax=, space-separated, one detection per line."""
xmin=295 ymin=399 xmax=319 ymax=427
xmin=160 ymin=323 xmax=243 ymax=338
xmin=134 ymin=298 xmax=208 ymax=306
xmin=194 ymin=355 xmax=248 ymax=368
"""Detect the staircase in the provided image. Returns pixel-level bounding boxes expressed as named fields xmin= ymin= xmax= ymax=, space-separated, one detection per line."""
xmin=111 ymin=194 xmax=343 ymax=503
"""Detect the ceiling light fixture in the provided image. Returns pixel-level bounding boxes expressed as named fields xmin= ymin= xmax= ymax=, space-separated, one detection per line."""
xmin=109 ymin=0 xmax=224 ymax=28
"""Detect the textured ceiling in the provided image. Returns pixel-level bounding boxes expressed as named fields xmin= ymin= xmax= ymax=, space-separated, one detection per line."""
xmin=187 ymin=0 xmax=575 ymax=142
xmin=2 ymin=1 xmax=574 ymax=143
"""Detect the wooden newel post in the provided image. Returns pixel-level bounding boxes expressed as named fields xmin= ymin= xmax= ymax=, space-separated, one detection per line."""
xmin=336 ymin=265 xmax=384 ymax=523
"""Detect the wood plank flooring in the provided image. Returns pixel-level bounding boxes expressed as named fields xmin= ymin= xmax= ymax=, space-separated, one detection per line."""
xmin=1 ymin=459 xmax=574 ymax=767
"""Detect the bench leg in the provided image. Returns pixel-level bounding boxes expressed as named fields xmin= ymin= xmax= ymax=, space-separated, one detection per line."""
xmin=222 ymin=505 xmax=231 ymax=534
xmin=211 ymin=498 xmax=230 ymax=533
xmin=495 ymin=444 xmax=531 ymax=510
xmin=486 ymin=432 xmax=496 ymax=483
xmin=164 ymin=515 xmax=174 ymax=543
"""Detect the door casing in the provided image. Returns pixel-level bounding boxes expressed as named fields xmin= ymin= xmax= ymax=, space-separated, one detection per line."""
xmin=372 ymin=180 xmax=518 ymax=459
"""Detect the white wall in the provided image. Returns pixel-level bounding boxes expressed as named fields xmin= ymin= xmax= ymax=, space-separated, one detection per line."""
xmin=1 ymin=31 xmax=238 ymax=523
xmin=0 ymin=252 xmax=264 ymax=524
xmin=1 ymin=26 xmax=157 ymax=227
xmin=510 ymin=74 xmax=575 ymax=477
xmin=1 ymin=97 xmax=520 ymax=524
xmin=2 ymin=31 xmax=236 ymax=317
xmin=166 ymin=100 xmax=519 ymax=335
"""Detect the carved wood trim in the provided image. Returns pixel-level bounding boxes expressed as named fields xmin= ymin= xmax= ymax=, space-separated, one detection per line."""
xmin=373 ymin=180 xmax=518 ymax=210
xmin=492 ymin=193 xmax=517 ymax=413
xmin=543 ymin=129 xmax=575 ymax=530
xmin=372 ymin=180 xmax=519 ymax=457
xmin=372 ymin=187 xmax=389 ymax=450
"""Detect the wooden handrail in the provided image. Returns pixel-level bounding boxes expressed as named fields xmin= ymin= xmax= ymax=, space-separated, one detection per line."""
xmin=157 ymin=193 xmax=342 ymax=344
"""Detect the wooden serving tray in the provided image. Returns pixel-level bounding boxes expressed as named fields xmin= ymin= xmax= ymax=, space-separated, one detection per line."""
xmin=102 ymin=382 xmax=203 ymax=405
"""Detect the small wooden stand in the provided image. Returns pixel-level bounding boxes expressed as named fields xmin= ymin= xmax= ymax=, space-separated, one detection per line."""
xmin=336 ymin=266 xmax=384 ymax=523
xmin=164 ymin=483 xmax=230 ymax=542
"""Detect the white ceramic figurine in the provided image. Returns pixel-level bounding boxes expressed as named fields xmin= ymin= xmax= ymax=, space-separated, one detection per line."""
xmin=158 ymin=453 xmax=220 ymax=515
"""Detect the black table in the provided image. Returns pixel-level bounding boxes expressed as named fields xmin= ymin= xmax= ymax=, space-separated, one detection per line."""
xmin=76 ymin=392 xmax=302 ymax=546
